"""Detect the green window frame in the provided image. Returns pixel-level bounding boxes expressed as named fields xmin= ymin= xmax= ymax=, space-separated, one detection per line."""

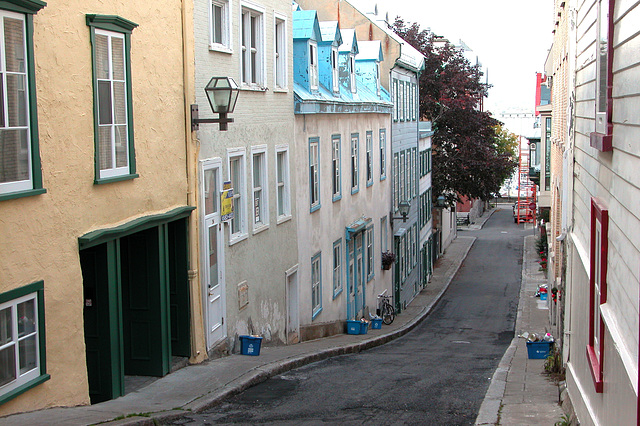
xmin=309 ymin=137 xmax=320 ymax=212
xmin=366 ymin=226 xmax=374 ymax=281
xmin=0 ymin=280 xmax=49 ymax=405
xmin=87 ymin=14 xmax=138 ymax=184
xmin=332 ymin=134 xmax=341 ymax=202
xmin=365 ymin=131 xmax=373 ymax=187
xmin=0 ymin=0 xmax=46 ymax=201
xmin=332 ymin=239 xmax=343 ymax=298
xmin=350 ymin=133 xmax=359 ymax=194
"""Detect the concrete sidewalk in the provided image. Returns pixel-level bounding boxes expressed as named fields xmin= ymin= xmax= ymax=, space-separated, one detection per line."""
xmin=475 ymin=228 xmax=565 ymax=425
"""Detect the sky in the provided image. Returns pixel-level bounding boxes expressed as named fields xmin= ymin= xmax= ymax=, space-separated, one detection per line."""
xmin=351 ymin=0 xmax=554 ymax=114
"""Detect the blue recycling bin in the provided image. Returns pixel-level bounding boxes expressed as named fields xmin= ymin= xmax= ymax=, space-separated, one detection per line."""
xmin=239 ymin=335 xmax=263 ymax=356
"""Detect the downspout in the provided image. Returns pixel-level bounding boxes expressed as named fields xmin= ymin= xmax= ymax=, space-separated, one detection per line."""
xmin=181 ymin=0 xmax=206 ymax=363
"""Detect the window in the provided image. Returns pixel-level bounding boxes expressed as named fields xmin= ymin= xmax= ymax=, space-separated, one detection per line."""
xmin=366 ymin=227 xmax=374 ymax=281
xmin=332 ymin=134 xmax=341 ymax=201
xmin=309 ymin=41 xmax=318 ymax=90
xmin=366 ymin=131 xmax=373 ymax=187
xmin=408 ymin=82 xmax=413 ymax=120
xmin=393 ymin=152 xmax=399 ymax=210
xmin=379 ymin=129 xmax=386 ymax=180
xmin=413 ymin=83 xmax=418 ymax=120
xmin=332 ymin=240 xmax=342 ymax=298
xmin=0 ymin=5 xmax=45 ymax=200
xmin=380 ymin=216 xmax=388 ymax=252
xmin=591 ymin=0 xmax=613 ymax=151
xmin=274 ymin=15 xmax=286 ymax=88
xmin=587 ymin=197 xmax=608 ymax=393
xmin=399 ymin=81 xmax=405 ymax=121
xmin=331 ymin=48 xmax=339 ymax=93
xmin=88 ymin=16 xmax=138 ymax=183
xmin=251 ymin=146 xmax=268 ymax=230
xmin=545 ymin=117 xmax=551 ymax=191
xmin=309 ymin=137 xmax=320 ymax=212
xmin=241 ymin=5 xmax=264 ymax=86
xmin=375 ymin=62 xmax=380 ymax=95
xmin=349 ymin=55 xmax=356 ymax=93
xmin=228 ymin=148 xmax=247 ymax=242
xmin=210 ymin=0 xmax=231 ymax=51
xmin=311 ymin=252 xmax=322 ymax=319
xmin=0 ymin=281 xmax=49 ymax=405
xmin=399 ymin=150 xmax=405 ymax=203
xmin=412 ymin=148 xmax=417 ymax=198
xmin=275 ymin=145 xmax=291 ymax=221
xmin=393 ymin=79 xmax=398 ymax=121
xmin=350 ymin=133 xmax=359 ymax=193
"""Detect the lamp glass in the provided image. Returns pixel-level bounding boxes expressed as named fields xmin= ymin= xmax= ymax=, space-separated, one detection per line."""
xmin=398 ymin=200 xmax=410 ymax=217
xmin=204 ymin=77 xmax=239 ymax=114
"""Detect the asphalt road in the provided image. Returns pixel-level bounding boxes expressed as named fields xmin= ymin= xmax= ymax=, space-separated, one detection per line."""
xmin=165 ymin=208 xmax=529 ymax=425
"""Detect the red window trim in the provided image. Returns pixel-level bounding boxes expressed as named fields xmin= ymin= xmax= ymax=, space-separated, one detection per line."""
xmin=587 ymin=197 xmax=608 ymax=393
xmin=590 ymin=0 xmax=615 ymax=152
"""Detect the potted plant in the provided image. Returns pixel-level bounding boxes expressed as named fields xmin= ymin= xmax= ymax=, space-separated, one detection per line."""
xmin=381 ymin=251 xmax=396 ymax=270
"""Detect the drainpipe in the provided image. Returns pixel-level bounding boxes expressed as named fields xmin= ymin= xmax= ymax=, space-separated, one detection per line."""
xmin=181 ymin=0 xmax=206 ymax=364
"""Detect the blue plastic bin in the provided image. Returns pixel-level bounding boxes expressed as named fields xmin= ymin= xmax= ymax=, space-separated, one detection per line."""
xmin=360 ymin=321 xmax=369 ymax=334
xmin=540 ymin=292 xmax=548 ymax=301
xmin=526 ymin=341 xmax=553 ymax=359
xmin=346 ymin=320 xmax=361 ymax=335
xmin=371 ymin=318 xmax=383 ymax=329
xmin=239 ymin=335 xmax=263 ymax=356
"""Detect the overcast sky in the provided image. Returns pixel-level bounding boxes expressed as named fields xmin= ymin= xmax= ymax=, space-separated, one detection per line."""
xmin=352 ymin=0 xmax=554 ymax=114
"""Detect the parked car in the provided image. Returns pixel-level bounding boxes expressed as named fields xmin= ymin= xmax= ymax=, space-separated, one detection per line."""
xmin=513 ymin=201 xmax=534 ymax=223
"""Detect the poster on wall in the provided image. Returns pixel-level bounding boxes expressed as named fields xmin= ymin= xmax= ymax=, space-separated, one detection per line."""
xmin=221 ymin=181 xmax=234 ymax=222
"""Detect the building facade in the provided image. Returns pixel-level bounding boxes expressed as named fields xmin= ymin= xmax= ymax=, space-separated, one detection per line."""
xmin=193 ymin=0 xmax=298 ymax=352
xmin=292 ymin=9 xmax=393 ymax=340
xmin=1 ymin=0 xmax=195 ymax=413
xmin=564 ymin=0 xmax=640 ymax=423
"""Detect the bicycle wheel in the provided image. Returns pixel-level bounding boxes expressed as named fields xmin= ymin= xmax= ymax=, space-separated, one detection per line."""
xmin=382 ymin=302 xmax=395 ymax=325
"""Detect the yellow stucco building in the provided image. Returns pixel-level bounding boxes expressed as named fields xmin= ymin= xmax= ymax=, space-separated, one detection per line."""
xmin=0 ymin=0 xmax=205 ymax=415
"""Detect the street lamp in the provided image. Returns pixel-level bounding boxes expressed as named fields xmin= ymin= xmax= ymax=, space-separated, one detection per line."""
xmin=191 ymin=76 xmax=239 ymax=131
xmin=390 ymin=200 xmax=410 ymax=229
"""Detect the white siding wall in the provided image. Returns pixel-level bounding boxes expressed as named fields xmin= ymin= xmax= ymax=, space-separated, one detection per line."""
xmin=568 ymin=0 xmax=640 ymax=423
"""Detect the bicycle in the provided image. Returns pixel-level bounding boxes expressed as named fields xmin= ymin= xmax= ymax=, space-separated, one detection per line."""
xmin=378 ymin=291 xmax=396 ymax=325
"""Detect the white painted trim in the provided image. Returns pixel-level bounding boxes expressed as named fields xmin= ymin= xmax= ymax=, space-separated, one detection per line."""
xmin=567 ymin=362 xmax=601 ymax=426
xmin=570 ymin=231 xmax=590 ymax=279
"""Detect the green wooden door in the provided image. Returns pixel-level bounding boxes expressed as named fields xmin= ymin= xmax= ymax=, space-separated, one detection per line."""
xmin=168 ymin=219 xmax=190 ymax=357
xmin=81 ymin=242 xmax=123 ymax=404
xmin=120 ymin=228 xmax=167 ymax=377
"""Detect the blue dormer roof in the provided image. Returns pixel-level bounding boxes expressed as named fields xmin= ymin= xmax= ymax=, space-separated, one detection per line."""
xmin=293 ymin=10 xmax=321 ymax=42
xmin=319 ymin=21 xmax=341 ymax=47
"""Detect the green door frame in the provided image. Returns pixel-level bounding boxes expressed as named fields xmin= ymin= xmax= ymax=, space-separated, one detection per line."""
xmin=80 ymin=207 xmax=194 ymax=403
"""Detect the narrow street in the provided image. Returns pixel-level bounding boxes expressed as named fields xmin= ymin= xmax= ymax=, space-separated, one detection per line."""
xmin=164 ymin=208 xmax=531 ymax=425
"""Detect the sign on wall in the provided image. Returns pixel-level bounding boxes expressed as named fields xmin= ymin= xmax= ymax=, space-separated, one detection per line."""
xmin=221 ymin=180 xmax=234 ymax=222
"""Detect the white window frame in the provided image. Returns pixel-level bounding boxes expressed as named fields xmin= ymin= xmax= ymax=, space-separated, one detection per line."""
xmin=350 ymin=133 xmax=359 ymax=193
xmin=379 ymin=129 xmax=386 ymax=180
xmin=595 ymin=0 xmax=609 ymax=134
xmin=333 ymin=239 xmax=343 ymax=298
xmin=331 ymin=47 xmax=339 ymax=93
xmin=311 ymin=252 xmax=322 ymax=319
xmin=309 ymin=41 xmax=318 ymax=90
xmin=240 ymin=3 xmax=265 ymax=87
xmin=274 ymin=14 xmax=287 ymax=89
xmin=0 ymin=282 xmax=47 ymax=402
xmin=209 ymin=0 xmax=232 ymax=52
xmin=366 ymin=226 xmax=374 ymax=281
xmin=250 ymin=145 xmax=268 ymax=233
xmin=95 ymin=28 xmax=130 ymax=180
xmin=366 ymin=131 xmax=373 ymax=187
xmin=275 ymin=144 xmax=291 ymax=223
xmin=0 ymin=11 xmax=32 ymax=195
xmin=309 ymin=137 xmax=320 ymax=212
xmin=332 ymin=134 xmax=341 ymax=201
xmin=227 ymin=148 xmax=248 ymax=244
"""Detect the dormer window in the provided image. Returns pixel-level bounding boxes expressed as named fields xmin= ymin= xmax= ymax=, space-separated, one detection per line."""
xmin=331 ymin=47 xmax=339 ymax=93
xmin=309 ymin=41 xmax=318 ymax=90
xmin=349 ymin=54 xmax=356 ymax=93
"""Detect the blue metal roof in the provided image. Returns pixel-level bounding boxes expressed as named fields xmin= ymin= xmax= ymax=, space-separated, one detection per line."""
xmin=292 ymin=10 xmax=320 ymax=41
